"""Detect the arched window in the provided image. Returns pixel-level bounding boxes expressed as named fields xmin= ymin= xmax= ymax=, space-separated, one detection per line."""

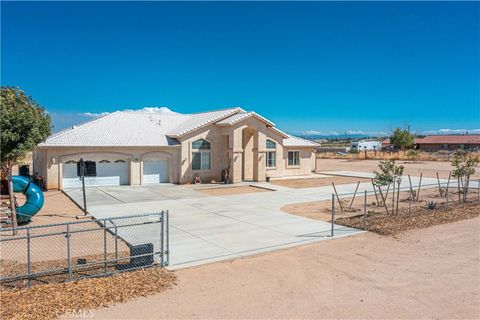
xmin=266 ymin=139 xmax=276 ymax=168
xmin=114 ymin=159 xmax=126 ymax=163
xmin=65 ymin=160 xmax=76 ymax=164
xmin=99 ymin=160 xmax=111 ymax=163
xmin=192 ymin=139 xmax=211 ymax=170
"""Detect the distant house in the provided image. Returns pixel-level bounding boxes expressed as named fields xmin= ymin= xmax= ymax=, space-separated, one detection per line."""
xmin=414 ymin=135 xmax=480 ymax=152
xmin=34 ymin=107 xmax=319 ymax=190
xmin=382 ymin=135 xmax=480 ymax=152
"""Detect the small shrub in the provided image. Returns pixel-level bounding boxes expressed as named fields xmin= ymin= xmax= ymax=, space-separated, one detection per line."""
xmin=425 ymin=201 xmax=437 ymax=210
xmin=406 ymin=149 xmax=420 ymax=161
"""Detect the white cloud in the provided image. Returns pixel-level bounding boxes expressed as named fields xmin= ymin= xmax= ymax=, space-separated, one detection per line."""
xmin=80 ymin=106 xmax=179 ymax=118
xmin=418 ymin=128 xmax=480 ymax=135
xmin=81 ymin=112 xmax=111 ymax=118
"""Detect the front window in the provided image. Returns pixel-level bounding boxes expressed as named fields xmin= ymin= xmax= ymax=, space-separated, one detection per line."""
xmin=288 ymin=151 xmax=300 ymax=166
xmin=266 ymin=139 xmax=276 ymax=168
xmin=192 ymin=139 xmax=211 ymax=170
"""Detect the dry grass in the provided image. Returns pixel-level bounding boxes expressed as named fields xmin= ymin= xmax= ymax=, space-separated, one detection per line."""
xmin=336 ymin=201 xmax=480 ymax=235
xmin=316 ymin=150 xmax=457 ymax=161
xmin=0 ymin=267 xmax=176 ymax=320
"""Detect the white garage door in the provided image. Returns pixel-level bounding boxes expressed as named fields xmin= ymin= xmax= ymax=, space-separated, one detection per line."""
xmin=62 ymin=161 xmax=129 ymax=188
xmin=143 ymin=160 xmax=169 ymax=184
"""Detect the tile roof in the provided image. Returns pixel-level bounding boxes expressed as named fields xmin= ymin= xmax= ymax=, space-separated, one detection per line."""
xmin=166 ymin=108 xmax=242 ymax=137
xmin=415 ymin=135 xmax=480 ymax=144
xmin=283 ymin=136 xmax=320 ymax=147
xmin=38 ymin=107 xmax=318 ymax=148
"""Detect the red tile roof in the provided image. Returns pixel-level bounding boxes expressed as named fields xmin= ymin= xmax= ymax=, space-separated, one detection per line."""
xmin=415 ymin=135 xmax=480 ymax=144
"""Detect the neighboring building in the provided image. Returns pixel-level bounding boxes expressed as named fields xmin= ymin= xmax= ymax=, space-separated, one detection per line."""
xmin=414 ymin=135 xmax=480 ymax=152
xmin=382 ymin=135 xmax=480 ymax=152
xmin=34 ymin=108 xmax=318 ymax=190
xmin=350 ymin=140 xmax=382 ymax=152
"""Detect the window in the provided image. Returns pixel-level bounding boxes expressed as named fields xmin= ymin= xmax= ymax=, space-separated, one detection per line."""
xmin=266 ymin=152 xmax=276 ymax=168
xmin=288 ymin=151 xmax=300 ymax=166
xmin=114 ymin=159 xmax=126 ymax=163
xmin=99 ymin=160 xmax=110 ymax=163
xmin=192 ymin=139 xmax=211 ymax=170
xmin=266 ymin=139 xmax=276 ymax=168
xmin=65 ymin=160 xmax=76 ymax=164
xmin=77 ymin=161 xmax=96 ymax=177
xmin=266 ymin=139 xmax=276 ymax=149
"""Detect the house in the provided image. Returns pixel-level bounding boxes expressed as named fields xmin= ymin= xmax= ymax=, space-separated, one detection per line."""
xmin=414 ymin=135 xmax=480 ymax=152
xmin=381 ymin=135 xmax=480 ymax=152
xmin=34 ymin=107 xmax=318 ymax=190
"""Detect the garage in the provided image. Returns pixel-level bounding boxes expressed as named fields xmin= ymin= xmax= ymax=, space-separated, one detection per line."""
xmin=143 ymin=160 xmax=169 ymax=184
xmin=62 ymin=160 xmax=129 ymax=188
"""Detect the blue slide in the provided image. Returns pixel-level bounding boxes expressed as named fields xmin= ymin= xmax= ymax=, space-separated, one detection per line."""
xmin=12 ymin=176 xmax=44 ymax=224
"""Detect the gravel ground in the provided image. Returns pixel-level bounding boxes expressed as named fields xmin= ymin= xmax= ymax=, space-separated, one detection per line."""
xmin=91 ymin=217 xmax=480 ymax=319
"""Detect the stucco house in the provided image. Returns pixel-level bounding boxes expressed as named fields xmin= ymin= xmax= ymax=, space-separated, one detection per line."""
xmin=34 ymin=107 xmax=318 ymax=190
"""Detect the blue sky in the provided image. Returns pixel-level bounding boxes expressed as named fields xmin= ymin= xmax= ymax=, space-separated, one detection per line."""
xmin=1 ymin=1 xmax=479 ymax=135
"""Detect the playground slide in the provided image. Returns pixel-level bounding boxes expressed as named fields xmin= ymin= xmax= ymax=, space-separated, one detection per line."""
xmin=12 ymin=176 xmax=44 ymax=224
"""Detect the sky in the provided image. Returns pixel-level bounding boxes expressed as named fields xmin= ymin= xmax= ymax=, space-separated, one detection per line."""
xmin=1 ymin=1 xmax=479 ymax=135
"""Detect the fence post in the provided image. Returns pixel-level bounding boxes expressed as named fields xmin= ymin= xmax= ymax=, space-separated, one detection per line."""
xmin=66 ymin=224 xmax=71 ymax=281
xmin=114 ymin=223 xmax=118 ymax=263
xmin=165 ymin=210 xmax=170 ymax=266
xmin=103 ymin=219 xmax=107 ymax=275
xmin=27 ymin=228 xmax=31 ymax=287
xmin=331 ymin=194 xmax=335 ymax=237
xmin=363 ymin=190 xmax=367 ymax=230
xmin=477 ymin=179 xmax=480 ymax=204
xmin=160 ymin=211 xmax=165 ymax=267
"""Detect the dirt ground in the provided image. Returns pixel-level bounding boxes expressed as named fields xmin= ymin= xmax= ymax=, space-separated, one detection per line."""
xmin=270 ymin=176 xmax=369 ymax=189
xmin=91 ymin=217 xmax=480 ymax=319
xmin=197 ymin=185 xmax=271 ymax=196
xmin=5 ymin=190 xmax=86 ymax=227
xmin=316 ymin=158 xmax=480 ymax=179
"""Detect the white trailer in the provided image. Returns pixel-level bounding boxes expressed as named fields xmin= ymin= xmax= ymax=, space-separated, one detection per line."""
xmin=350 ymin=140 xmax=382 ymax=151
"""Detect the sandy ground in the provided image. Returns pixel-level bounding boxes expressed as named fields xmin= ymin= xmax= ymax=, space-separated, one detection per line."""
xmin=92 ymin=217 xmax=480 ymax=319
xmin=271 ymin=176 xmax=369 ymax=189
xmin=316 ymin=158 xmax=480 ymax=179
xmin=197 ymin=185 xmax=271 ymax=196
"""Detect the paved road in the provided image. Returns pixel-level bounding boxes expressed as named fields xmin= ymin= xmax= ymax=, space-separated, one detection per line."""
xmin=64 ymin=174 xmax=448 ymax=269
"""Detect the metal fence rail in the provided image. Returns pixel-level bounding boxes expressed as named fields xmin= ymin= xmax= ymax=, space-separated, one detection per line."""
xmin=0 ymin=211 xmax=169 ymax=288
xmin=329 ymin=179 xmax=480 ymax=235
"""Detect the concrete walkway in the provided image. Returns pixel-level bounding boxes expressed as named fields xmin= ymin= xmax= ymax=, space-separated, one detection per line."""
xmin=63 ymin=173 xmax=448 ymax=269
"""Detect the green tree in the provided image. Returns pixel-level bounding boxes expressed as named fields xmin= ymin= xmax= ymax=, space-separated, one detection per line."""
xmin=1 ymin=87 xmax=51 ymax=227
xmin=390 ymin=128 xmax=415 ymax=153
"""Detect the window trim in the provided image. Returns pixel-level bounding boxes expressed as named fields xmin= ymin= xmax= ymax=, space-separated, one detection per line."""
xmin=287 ymin=150 xmax=300 ymax=168
xmin=191 ymin=138 xmax=212 ymax=172
xmin=266 ymin=151 xmax=276 ymax=169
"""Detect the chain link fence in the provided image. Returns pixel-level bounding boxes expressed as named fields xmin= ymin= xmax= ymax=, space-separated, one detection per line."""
xmin=0 ymin=211 xmax=169 ymax=288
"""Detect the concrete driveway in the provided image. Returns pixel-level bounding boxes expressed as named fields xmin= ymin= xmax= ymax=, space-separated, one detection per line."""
xmin=63 ymin=173 xmax=451 ymax=269
xmin=64 ymin=181 xmax=367 ymax=269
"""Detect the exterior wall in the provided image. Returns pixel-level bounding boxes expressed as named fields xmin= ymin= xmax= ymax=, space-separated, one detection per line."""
xmin=35 ymin=146 xmax=180 ymax=190
xmin=178 ymin=125 xmax=230 ymax=184
xmin=417 ymin=143 xmax=480 ymax=152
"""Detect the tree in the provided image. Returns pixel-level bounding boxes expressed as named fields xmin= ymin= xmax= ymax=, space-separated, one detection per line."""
xmin=373 ymin=160 xmax=404 ymax=214
xmin=1 ymin=87 xmax=51 ymax=228
xmin=451 ymin=151 xmax=479 ymax=203
xmin=390 ymin=128 xmax=415 ymax=153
